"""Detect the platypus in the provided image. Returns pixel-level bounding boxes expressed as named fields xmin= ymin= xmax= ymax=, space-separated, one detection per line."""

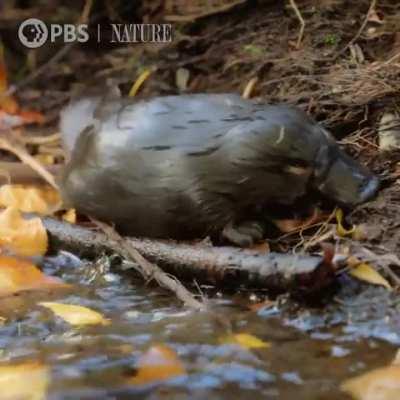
xmin=59 ymin=93 xmax=379 ymax=245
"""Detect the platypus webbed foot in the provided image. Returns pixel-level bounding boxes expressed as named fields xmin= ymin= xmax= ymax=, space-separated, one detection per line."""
xmin=222 ymin=221 xmax=265 ymax=247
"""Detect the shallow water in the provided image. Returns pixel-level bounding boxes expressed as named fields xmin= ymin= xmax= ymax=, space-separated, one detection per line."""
xmin=0 ymin=253 xmax=398 ymax=400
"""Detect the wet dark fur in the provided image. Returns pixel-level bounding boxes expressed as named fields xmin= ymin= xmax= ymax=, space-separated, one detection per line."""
xmin=61 ymin=94 xmax=378 ymax=240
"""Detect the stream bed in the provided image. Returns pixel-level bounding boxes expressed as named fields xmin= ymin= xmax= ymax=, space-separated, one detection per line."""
xmin=0 ymin=252 xmax=398 ymax=400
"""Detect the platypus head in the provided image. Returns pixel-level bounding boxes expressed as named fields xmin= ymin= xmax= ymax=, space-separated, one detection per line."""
xmin=312 ymin=131 xmax=379 ymax=207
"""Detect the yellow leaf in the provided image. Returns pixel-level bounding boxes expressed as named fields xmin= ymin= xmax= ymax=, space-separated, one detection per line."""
xmin=0 ymin=207 xmax=48 ymax=256
xmin=349 ymin=262 xmax=391 ymax=290
xmin=128 ymin=344 xmax=186 ymax=385
xmin=62 ymin=208 xmax=76 ymax=224
xmin=35 ymin=154 xmax=55 ymax=165
xmin=336 ymin=208 xmax=356 ymax=237
xmin=341 ymin=364 xmax=400 ymax=400
xmin=0 ymin=361 xmax=49 ymax=400
xmin=0 ymin=256 xmax=68 ymax=296
xmin=128 ymin=68 xmax=152 ymax=97
xmin=39 ymin=302 xmax=110 ymax=326
xmin=0 ymin=184 xmax=61 ymax=214
xmin=221 ymin=333 xmax=270 ymax=349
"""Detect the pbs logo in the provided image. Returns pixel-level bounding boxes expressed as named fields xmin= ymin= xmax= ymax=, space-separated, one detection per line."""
xmin=18 ymin=18 xmax=48 ymax=48
xmin=18 ymin=18 xmax=89 ymax=48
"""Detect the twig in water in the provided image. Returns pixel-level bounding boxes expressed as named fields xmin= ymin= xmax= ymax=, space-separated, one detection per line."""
xmin=93 ymin=219 xmax=205 ymax=310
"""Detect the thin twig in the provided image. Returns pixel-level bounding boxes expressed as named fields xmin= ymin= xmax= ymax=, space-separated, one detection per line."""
xmin=0 ymin=136 xmax=58 ymax=189
xmin=332 ymin=0 xmax=377 ymax=61
xmin=288 ymin=0 xmax=305 ymax=49
xmin=93 ymin=219 xmax=205 ymax=310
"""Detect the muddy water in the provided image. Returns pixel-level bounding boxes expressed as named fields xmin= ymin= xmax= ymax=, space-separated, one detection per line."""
xmin=0 ymin=253 xmax=398 ymax=400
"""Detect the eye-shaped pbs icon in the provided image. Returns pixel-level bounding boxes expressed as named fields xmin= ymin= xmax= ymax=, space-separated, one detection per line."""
xmin=18 ymin=18 xmax=48 ymax=48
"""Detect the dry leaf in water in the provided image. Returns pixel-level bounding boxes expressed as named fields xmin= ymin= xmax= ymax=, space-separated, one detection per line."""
xmin=342 ymin=364 xmax=400 ymax=400
xmin=128 ymin=344 xmax=186 ymax=385
xmin=0 ymin=361 xmax=50 ymax=400
xmin=0 ymin=207 xmax=48 ymax=256
xmin=0 ymin=184 xmax=61 ymax=214
xmin=39 ymin=302 xmax=110 ymax=326
xmin=221 ymin=333 xmax=270 ymax=349
xmin=0 ymin=256 xmax=68 ymax=296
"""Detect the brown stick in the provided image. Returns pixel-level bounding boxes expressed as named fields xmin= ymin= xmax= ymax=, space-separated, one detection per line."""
xmin=43 ymin=217 xmax=334 ymax=293
xmin=0 ymin=137 xmax=58 ymax=189
xmin=0 ymin=161 xmax=60 ymax=185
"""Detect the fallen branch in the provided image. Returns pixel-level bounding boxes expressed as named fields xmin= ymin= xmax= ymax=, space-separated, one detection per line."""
xmin=43 ymin=217 xmax=335 ymax=294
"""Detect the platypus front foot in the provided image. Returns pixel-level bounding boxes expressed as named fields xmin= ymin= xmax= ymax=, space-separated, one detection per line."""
xmin=222 ymin=220 xmax=265 ymax=247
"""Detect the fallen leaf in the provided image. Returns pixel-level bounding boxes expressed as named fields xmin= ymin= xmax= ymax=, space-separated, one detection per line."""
xmin=336 ymin=208 xmax=356 ymax=237
xmin=0 ymin=184 xmax=61 ymax=214
xmin=0 ymin=44 xmax=18 ymax=115
xmin=62 ymin=208 xmax=76 ymax=224
xmin=0 ymin=361 xmax=50 ymax=400
xmin=274 ymin=208 xmax=322 ymax=233
xmin=17 ymin=109 xmax=45 ymax=125
xmin=128 ymin=344 xmax=186 ymax=385
xmin=0 ymin=207 xmax=48 ymax=256
xmin=0 ymin=256 xmax=68 ymax=296
xmin=129 ymin=68 xmax=153 ymax=97
xmin=250 ymin=241 xmax=270 ymax=253
xmin=39 ymin=302 xmax=110 ymax=326
xmin=341 ymin=364 xmax=400 ymax=400
xmin=35 ymin=154 xmax=55 ymax=165
xmin=349 ymin=262 xmax=391 ymax=290
xmin=221 ymin=333 xmax=270 ymax=349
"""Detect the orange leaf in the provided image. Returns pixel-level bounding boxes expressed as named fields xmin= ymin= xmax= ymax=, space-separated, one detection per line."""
xmin=128 ymin=344 xmax=186 ymax=385
xmin=274 ymin=208 xmax=322 ymax=233
xmin=0 ymin=256 xmax=68 ymax=296
xmin=0 ymin=207 xmax=48 ymax=256
xmin=0 ymin=184 xmax=61 ymax=214
xmin=0 ymin=360 xmax=50 ymax=400
xmin=18 ymin=109 xmax=45 ymax=125
xmin=0 ymin=44 xmax=19 ymax=114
